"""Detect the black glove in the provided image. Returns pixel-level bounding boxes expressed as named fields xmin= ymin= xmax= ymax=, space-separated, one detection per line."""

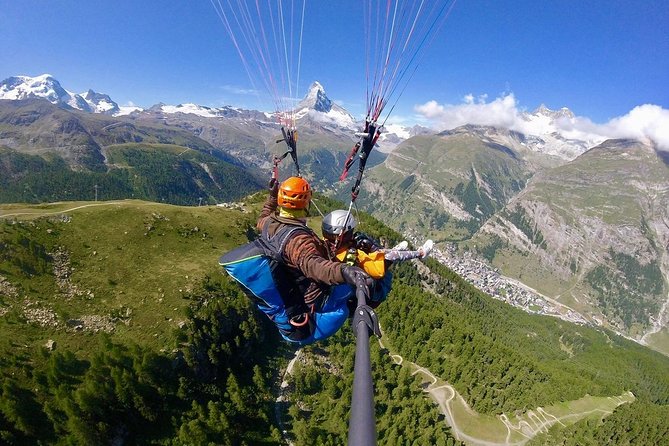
xmin=342 ymin=265 xmax=373 ymax=289
xmin=268 ymin=178 xmax=279 ymax=197
xmin=354 ymin=232 xmax=379 ymax=252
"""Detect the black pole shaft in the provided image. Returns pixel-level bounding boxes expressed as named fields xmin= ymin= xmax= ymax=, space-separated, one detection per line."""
xmin=348 ymin=291 xmax=376 ymax=445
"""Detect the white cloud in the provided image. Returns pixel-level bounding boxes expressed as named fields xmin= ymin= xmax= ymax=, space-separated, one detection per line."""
xmin=415 ymin=94 xmax=519 ymax=130
xmin=601 ymin=105 xmax=669 ymax=149
xmin=415 ymin=94 xmax=669 ymax=150
xmin=220 ymin=84 xmax=258 ymax=95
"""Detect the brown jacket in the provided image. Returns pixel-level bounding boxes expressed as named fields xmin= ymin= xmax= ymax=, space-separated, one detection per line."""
xmin=257 ymin=194 xmax=346 ymax=305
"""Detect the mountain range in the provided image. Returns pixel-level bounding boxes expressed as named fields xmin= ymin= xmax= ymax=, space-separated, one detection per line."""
xmin=1 ymin=74 xmax=667 ymax=354
xmin=0 ymin=74 xmax=124 ymax=115
xmin=2 ymin=74 xmax=669 ymax=444
xmin=473 ymin=138 xmax=669 ymax=336
xmin=0 ymin=74 xmax=593 ymax=159
xmin=358 ymin=123 xmax=668 ymax=350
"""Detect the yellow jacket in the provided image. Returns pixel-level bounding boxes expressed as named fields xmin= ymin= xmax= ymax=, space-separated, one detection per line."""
xmin=336 ymin=248 xmax=386 ymax=279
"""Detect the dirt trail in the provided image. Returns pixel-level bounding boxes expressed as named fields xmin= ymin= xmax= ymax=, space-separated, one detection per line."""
xmin=0 ymin=201 xmax=127 ymax=219
xmin=379 ymin=335 xmax=631 ymax=446
xmin=275 ymin=349 xmax=301 ymax=446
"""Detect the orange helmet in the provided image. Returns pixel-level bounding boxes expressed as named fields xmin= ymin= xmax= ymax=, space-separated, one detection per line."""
xmin=277 ymin=176 xmax=312 ymax=210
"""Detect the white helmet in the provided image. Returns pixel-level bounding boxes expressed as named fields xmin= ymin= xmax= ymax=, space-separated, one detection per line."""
xmin=321 ymin=210 xmax=357 ymax=242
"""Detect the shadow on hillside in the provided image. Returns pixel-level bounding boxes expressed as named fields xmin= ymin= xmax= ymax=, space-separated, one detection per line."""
xmin=656 ymin=149 xmax=669 ymax=167
xmin=486 ymin=142 xmax=518 ymax=159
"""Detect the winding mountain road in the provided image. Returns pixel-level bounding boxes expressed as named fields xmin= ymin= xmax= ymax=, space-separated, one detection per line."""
xmin=379 ymin=336 xmax=631 ymax=446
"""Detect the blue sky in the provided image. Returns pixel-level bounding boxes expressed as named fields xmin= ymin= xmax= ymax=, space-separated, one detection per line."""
xmin=2 ymin=0 xmax=668 ymax=127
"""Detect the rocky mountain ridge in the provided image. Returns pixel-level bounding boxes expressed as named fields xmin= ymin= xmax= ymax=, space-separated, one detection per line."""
xmin=1 ymin=74 xmax=597 ymax=160
xmin=0 ymin=74 xmax=121 ymax=115
xmin=355 ymin=123 xmax=669 ymax=349
xmin=470 ymin=139 xmax=669 ymax=338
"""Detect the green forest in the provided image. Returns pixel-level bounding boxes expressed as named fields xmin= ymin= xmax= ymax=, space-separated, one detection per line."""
xmin=0 ymin=274 xmax=284 ymax=445
xmin=0 ymin=145 xmax=263 ymax=205
xmin=1 ymin=199 xmax=668 ymax=445
xmin=286 ymin=259 xmax=669 ymax=445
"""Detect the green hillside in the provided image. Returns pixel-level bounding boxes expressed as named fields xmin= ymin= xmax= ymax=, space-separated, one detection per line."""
xmin=0 ymin=98 xmax=388 ymax=204
xmin=0 ymin=99 xmax=266 ymax=205
xmin=0 ymin=99 xmax=227 ymax=171
xmin=359 ymin=131 xmax=532 ymax=241
xmin=0 ymin=143 xmax=263 ymax=205
xmin=270 ymin=130 xmax=386 ymax=189
xmin=1 ymin=199 xmax=668 ymax=445
xmin=286 ymin=259 xmax=669 ymax=444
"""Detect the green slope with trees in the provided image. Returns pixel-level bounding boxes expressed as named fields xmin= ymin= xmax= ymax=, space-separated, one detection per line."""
xmin=1 ymin=198 xmax=668 ymax=444
xmin=0 ymin=99 xmax=266 ymax=205
xmin=0 ymin=144 xmax=264 ymax=205
xmin=284 ymin=259 xmax=669 ymax=444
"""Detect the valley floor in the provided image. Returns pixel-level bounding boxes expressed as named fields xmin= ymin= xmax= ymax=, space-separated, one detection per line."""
xmin=427 ymin=242 xmax=669 ymax=356
xmin=429 ymin=243 xmax=590 ymax=326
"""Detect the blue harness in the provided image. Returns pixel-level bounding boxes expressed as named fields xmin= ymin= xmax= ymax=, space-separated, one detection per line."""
xmin=219 ymin=221 xmax=354 ymax=345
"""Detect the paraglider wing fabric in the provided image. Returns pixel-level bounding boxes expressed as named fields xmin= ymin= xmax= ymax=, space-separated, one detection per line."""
xmin=219 ymin=242 xmax=292 ymax=331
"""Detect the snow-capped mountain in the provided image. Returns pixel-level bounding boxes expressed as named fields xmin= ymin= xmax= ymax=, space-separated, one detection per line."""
xmin=290 ymin=81 xmax=433 ymax=152
xmin=516 ymin=105 xmax=594 ymax=159
xmin=82 ymin=89 xmax=120 ymax=115
xmin=376 ymin=123 xmax=432 ymax=153
xmin=147 ymin=102 xmax=266 ymax=120
xmin=295 ymin=81 xmax=356 ymax=129
xmin=533 ymin=104 xmax=575 ymax=121
xmin=0 ymin=74 xmax=122 ymax=115
xmin=0 ymin=74 xmax=597 ymax=159
xmin=297 ymin=81 xmax=334 ymax=113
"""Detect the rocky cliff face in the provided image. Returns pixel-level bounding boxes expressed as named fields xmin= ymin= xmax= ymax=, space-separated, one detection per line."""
xmin=473 ymin=139 xmax=669 ymax=337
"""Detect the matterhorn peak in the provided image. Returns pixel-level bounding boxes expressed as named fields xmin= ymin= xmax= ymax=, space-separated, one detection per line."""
xmin=299 ymin=81 xmax=332 ymax=113
xmin=293 ymin=81 xmax=356 ymax=129
xmin=308 ymin=81 xmax=324 ymax=92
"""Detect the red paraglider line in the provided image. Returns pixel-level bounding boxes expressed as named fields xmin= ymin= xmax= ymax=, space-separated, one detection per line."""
xmin=365 ymin=0 xmax=457 ymax=123
xmin=210 ymin=0 xmax=305 ymax=122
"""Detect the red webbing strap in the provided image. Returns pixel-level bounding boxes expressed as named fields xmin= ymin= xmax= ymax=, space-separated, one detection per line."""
xmin=340 ymin=141 xmax=362 ymax=181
